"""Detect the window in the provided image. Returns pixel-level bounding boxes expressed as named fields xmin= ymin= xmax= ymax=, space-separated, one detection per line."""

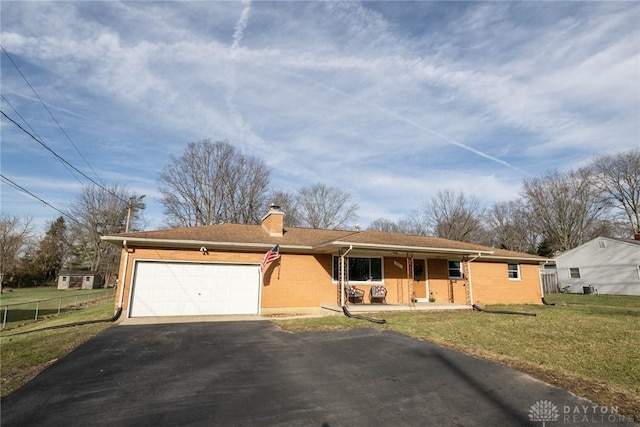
xmin=333 ymin=257 xmax=383 ymax=282
xmin=85 ymin=276 xmax=91 ymax=282
xmin=62 ymin=276 xmax=67 ymax=282
xmin=507 ymin=263 xmax=520 ymax=280
xmin=448 ymin=260 xmax=463 ymax=279
xmin=569 ymin=268 xmax=581 ymax=279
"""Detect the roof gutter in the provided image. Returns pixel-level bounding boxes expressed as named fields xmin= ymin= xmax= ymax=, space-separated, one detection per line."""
xmin=320 ymin=241 xmax=494 ymax=256
xmin=101 ymin=236 xmax=312 ymax=252
xmin=479 ymin=254 xmax=548 ymax=263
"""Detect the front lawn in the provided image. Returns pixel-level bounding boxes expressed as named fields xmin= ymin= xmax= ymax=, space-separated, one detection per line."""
xmin=0 ymin=286 xmax=112 ymax=306
xmin=0 ymin=299 xmax=116 ymax=397
xmin=275 ymin=294 xmax=640 ymax=420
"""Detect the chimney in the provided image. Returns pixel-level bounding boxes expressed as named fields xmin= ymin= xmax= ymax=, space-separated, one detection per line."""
xmin=261 ymin=205 xmax=284 ymax=237
xmin=634 ymin=230 xmax=640 ymax=241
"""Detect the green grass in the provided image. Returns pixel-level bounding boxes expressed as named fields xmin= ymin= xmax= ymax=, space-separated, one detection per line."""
xmin=1 ymin=286 xmax=115 ymax=330
xmin=0 ymin=299 xmax=117 ymax=397
xmin=2 ymin=293 xmax=638 ymax=420
xmin=1 ymin=286 xmax=112 ymax=306
xmin=275 ymin=294 xmax=640 ymax=420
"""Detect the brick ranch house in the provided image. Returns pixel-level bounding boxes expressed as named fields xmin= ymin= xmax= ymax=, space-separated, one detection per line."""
xmin=102 ymin=206 xmax=548 ymax=318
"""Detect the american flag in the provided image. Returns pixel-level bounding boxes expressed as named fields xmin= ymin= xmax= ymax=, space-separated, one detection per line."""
xmin=260 ymin=244 xmax=280 ymax=272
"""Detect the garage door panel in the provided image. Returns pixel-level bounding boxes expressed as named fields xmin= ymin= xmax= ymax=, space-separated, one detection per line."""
xmin=130 ymin=262 xmax=259 ymax=317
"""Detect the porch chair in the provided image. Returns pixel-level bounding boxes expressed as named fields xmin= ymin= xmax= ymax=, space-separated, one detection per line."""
xmin=370 ymin=285 xmax=387 ymax=304
xmin=346 ymin=285 xmax=365 ymax=304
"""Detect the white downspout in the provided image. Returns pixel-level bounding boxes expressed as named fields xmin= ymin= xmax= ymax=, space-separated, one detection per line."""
xmin=340 ymin=245 xmax=353 ymax=307
xmin=466 ymin=252 xmax=481 ymax=306
xmin=118 ymin=240 xmax=129 ymax=311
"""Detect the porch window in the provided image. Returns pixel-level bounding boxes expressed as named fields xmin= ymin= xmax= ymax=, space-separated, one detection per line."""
xmin=333 ymin=257 xmax=383 ymax=283
xmin=448 ymin=260 xmax=463 ymax=279
xmin=569 ymin=268 xmax=581 ymax=279
xmin=507 ymin=263 xmax=520 ymax=280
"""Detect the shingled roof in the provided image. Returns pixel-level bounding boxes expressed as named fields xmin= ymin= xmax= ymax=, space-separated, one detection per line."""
xmin=102 ymin=223 xmax=547 ymax=262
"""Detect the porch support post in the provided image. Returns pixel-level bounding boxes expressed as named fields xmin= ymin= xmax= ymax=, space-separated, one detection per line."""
xmin=406 ymin=253 xmax=414 ymax=306
xmin=465 ymin=253 xmax=481 ymax=306
xmin=339 ymin=246 xmax=353 ymax=307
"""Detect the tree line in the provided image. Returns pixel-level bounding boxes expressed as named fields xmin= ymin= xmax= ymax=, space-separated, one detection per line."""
xmin=371 ymin=150 xmax=640 ymax=255
xmin=1 ymin=139 xmax=638 ymax=287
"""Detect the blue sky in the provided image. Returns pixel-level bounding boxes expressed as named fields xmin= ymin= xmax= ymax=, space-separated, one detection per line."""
xmin=1 ymin=1 xmax=639 ymax=234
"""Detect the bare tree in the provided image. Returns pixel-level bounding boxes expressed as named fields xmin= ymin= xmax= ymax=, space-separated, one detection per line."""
xmin=591 ymin=149 xmax=640 ymax=236
xmin=486 ymin=199 xmax=539 ymax=253
xmin=158 ymin=140 xmax=270 ymax=227
xmin=269 ymin=190 xmax=302 ymax=227
xmin=522 ymin=168 xmax=609 ymax=253
xmin=367 ymin=218 xmax=405 ymax=234
xmin=403 ymin=208 xmax=430 ymax=236
xmin=407 ymin=189 xmax=486 ymax=243
xmin=296 ymin=183 xmax=359 ymax=230
xmin=0 ymin=214 xmax=33 ymax=287
xmin=66 ymin=184 xmax=145 ymax=274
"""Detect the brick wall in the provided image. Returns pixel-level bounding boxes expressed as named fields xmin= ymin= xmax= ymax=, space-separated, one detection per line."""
xmin=114 ymin=248 xmax=542 ymax=314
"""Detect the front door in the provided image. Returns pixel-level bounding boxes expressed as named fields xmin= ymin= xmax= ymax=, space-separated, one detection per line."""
xmin=413 ymin=259 xmax=427 ymax=299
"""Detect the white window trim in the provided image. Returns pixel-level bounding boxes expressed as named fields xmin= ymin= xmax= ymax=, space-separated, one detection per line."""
xmin=569 ymin=267 xmax=581 ymax=279
xmin=448 ymin=260 xmax=463 ymax=279
xmin=507 ymin=263 xmax=521 ymax=281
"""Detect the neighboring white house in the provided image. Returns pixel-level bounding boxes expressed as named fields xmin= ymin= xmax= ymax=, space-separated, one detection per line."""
xmin=554 ymin=236 xmax=640 ymax=296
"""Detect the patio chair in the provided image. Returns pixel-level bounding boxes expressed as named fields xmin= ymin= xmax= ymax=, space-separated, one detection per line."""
xmin=346 ymin=285 xmax=365 ymax=304
xmin=370 ymin=285 xmax=387 ymax=304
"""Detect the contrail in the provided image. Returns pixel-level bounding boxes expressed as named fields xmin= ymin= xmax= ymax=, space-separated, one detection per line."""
xmin=260 ymin=63 xmax=530 ymax=176
xmin=226 ymin=0 xmax=252 ymax=152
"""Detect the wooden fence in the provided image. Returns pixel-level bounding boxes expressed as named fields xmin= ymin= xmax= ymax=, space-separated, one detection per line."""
xmin=540 ymin=270 xmax=560 ymax=294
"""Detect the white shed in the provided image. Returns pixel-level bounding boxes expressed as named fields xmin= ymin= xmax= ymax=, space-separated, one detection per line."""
xmin=57 ymin=271 xmax=103 ymax=290
xmin=554 ymin=237 xmax=640 ymax=295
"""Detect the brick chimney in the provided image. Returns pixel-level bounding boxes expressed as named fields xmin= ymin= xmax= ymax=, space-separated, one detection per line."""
xmin=261 ymin=205 xmax=284 ymax=237
xmin=634 ymin=230 xmax=640 ymax=241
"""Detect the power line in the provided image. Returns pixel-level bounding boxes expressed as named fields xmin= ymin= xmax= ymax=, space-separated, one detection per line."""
xmin=0 ymin=44 xmax=104 ymax=185
xmin=0 ymin=109 xmax=128 ymax=205
xmin=1 ymin=94 xmax=85 ymax=186
xmin=0 ymin=174 xmax=82 ymax=226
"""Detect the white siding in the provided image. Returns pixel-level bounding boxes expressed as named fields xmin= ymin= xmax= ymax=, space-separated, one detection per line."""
xmin=554 ymin=237 xmax=640 ymax=295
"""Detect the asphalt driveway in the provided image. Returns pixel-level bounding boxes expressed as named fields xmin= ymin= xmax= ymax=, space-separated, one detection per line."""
xmin=1 ymin=321 xmax=633 ymax=426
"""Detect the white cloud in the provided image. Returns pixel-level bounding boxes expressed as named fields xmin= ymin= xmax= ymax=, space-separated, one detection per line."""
xmin=1 ymin=1 xmax=638 ymax=233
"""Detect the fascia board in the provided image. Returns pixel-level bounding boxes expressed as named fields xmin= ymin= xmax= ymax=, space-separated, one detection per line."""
xmin=479 ymin=254 xmax=548 ymax=263
xmin=100 ymin=236 xmax=312 ymax=252
xmin=315 ymin=240 xmax=494 ymax=256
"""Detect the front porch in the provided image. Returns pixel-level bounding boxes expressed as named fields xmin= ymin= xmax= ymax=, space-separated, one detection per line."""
xmin=320 ymin=302 xmax=471 ymax=315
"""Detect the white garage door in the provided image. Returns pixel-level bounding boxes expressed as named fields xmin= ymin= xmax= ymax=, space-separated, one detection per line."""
xmin=130 ymin=262 xmax=260 ymax=317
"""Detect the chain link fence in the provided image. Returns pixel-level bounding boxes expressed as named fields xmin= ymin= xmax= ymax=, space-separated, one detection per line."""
xmin=1 ymin=289 xmax=116 ymax=329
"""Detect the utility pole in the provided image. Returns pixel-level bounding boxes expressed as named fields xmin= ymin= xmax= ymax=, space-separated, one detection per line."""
xmin=125 ymin=197 xmax=133 ymax=233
